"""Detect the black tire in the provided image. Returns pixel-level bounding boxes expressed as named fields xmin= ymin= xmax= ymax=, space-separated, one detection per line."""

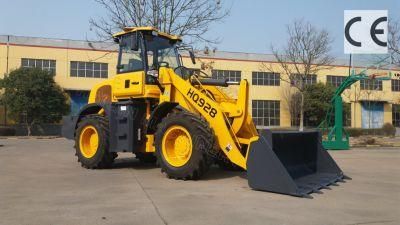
xmin=135 ymin=152 xmax=157 ymax=164
xmin=75 ymin=115 xmax=116 ymax=169
xmin=155 ymin=111 xmax=214 ymax=180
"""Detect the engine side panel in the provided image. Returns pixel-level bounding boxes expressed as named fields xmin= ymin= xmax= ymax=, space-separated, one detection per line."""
xmin=109 ymin=100 xmax=147 ymax=153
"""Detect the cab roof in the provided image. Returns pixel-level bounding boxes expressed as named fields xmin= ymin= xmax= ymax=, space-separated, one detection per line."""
xmin=113 ymin=26 xmax=182 ymax=41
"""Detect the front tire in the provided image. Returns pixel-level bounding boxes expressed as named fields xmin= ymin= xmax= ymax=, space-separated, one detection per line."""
xmin=75 ymin=115 xmax=115 ymax=169
xmin=155 ymin=111 xmax=214 ymax=180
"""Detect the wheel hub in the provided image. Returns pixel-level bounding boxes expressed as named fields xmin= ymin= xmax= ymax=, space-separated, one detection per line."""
xmin=79 ymin=125 xmax=99 ymax=158
xmin=162 ymin=125 xmax=193 ymax=167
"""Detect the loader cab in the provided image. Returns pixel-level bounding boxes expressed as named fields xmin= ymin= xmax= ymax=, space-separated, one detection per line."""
xmin=115 ymin=29 xmax=196 ymax=83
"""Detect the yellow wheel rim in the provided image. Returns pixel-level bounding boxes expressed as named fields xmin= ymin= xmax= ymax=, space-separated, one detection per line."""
xmin=79 ymin=125 xmax=99 ymax=159
xmin=162 ymin=125 xmax=193 ymax=167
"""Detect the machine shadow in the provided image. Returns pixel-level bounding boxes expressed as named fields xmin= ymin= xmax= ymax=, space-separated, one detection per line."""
xmin=200 ymin=166 xmax=247 ymax=181
xmin=110 ymin=157 xmax=157 ymax=170
xmin=110 ymin=157 xmax=247 ymax=181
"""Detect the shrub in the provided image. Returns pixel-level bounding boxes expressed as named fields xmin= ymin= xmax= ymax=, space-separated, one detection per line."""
xmin=0 ymin=68 xmax=70 ymax=136
xmin=0 ymin=126 xmax=16 ymax=136
xmin=365 ymin=138 xmax=376 ymax=145
xmin=346 ymin=124 xmax=397 ymax=137
xmin=346 ymin=128 xmax=363 ymax=137
xmin=303 ymin=83 xmax=336 ymax=127
xmin=382 ymin=123 xmax=396 ymax=137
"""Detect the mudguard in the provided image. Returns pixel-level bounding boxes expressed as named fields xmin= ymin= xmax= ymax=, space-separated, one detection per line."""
xmin=61 ymin=116 xmax=79 ymax=140
xmin=61 ymin=103 xmax=111 ymax=140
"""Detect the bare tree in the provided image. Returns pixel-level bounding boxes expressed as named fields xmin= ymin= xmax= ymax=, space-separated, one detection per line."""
xmin=263 ymin=19 xmax=334 ymax=131
xmin=280 ymin=85 xmax=301 ymax=127
xmin=389 ymin=20 xmax=400 ymax=66
xmin=90 ymin=0 xmax=229 ymax=43
xmin=198 ymin=46 xmax=216 ymax=71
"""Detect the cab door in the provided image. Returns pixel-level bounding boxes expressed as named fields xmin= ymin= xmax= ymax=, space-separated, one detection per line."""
xmin=114 ymin=32 xmax=146 ymax=99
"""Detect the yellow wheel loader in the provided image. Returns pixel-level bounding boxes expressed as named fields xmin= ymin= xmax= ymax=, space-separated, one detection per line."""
xmin=62 ymin=27 xmax=348 ymax=197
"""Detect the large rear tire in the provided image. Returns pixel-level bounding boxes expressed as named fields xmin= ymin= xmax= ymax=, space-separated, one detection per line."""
xmin=155 ymin=111 xmax=214 ymax=180
xmin=75 ymin=115 xmax=116 ymax=169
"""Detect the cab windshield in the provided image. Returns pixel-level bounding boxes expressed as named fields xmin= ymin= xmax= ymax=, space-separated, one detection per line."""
xmin=117 ymin=32 xmax=181 ymax=75
xmin=144 ymin=34 xmax=181 ymax=70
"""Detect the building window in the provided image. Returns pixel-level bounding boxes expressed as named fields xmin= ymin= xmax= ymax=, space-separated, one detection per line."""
xmin=327 ymin=75 xmax=348 ymax=88
xmin=360 ymin=79 xmax=382 ymax=90
xmin=392 ymin=80 xmax=400 ymax=92
xmin=252 ymin=72 xmax=280 ymax=86
xmin=290 ymin=74 xmax=317 ymax=86
xmin=252 ymin=100 xmax=280 ymax=127
xmin=343 ymin=103 xmax=351 ymax=127
xmin=212 ymin=70 xmax=241 ymax=82
xmin=70 ymin=61 xmax=108 ymax=78
xmin=393 ymin=104 xmax=400 ymax=127
xmin=21 ymin=58 xmax=56 ymax=75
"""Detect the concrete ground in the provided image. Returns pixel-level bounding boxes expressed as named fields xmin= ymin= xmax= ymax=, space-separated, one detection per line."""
xmin=0 ymin=138 xmax=399 ymax=225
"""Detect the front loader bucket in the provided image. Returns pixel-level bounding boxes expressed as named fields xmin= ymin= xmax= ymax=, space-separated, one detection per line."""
xmin=247 ymin=130 xmax=348 ymax=197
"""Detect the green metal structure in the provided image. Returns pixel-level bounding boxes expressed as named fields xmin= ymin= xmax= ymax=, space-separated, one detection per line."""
xmin=319 ymin=69 xmax=391 ymax=150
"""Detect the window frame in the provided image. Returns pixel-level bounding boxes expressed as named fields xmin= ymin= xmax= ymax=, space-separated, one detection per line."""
xmin=212 ymin=69 xmax=242 ymax=82
xmin=343 ymin=102 xmax=352 ymax=127
xmin=144 ymin=33 xmax=182 ymax=71
xmin=21 ymin=58 xmax=56 ymax=75
xmin=252 ymin=71 xmax=280 ymax=86
xmin=252 ymin=100 xmax=280 ymax=127
xmin=360 ymin=79 xmax=383 ymax=91
xmin=393 ymin=104 xmax=400 ymax=127
xmin=70 ymin=61 xmax=109 ymax=78
xmin=290 ymin=74 xmax=317 ymax=87
xmin=326 ymin=75 xmax=348 ymax=88
xmin=117 ymin=32 xmax=147 ymax=75
xmin=392 ymin=79 xmax=400 ymax=92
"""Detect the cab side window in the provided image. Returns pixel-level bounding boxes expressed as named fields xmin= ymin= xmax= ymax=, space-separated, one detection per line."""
xmin=118 ymin=34 xmax=144 ymax=74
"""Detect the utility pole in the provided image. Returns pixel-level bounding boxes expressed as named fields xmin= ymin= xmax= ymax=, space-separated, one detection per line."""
xmin=350 ymin=54 xmax=357 ymax=128
xmin=348 ymin=54 xmax=352 ymax=76
xmin=4 ymin=35 xmax=10 ymax=126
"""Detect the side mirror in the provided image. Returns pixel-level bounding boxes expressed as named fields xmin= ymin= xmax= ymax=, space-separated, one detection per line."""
xmin=131 ymin=32 xmax=139 ymax=51
xmin=189 ymin=50 xmax=196 ymax=65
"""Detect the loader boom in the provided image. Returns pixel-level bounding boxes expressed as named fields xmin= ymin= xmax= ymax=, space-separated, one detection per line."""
xmin=158 ymin=67 xmax=256 ymax=169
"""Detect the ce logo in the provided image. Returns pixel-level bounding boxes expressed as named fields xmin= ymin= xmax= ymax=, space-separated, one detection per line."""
xmin=345 ymin=16 xmax=387 ymax=47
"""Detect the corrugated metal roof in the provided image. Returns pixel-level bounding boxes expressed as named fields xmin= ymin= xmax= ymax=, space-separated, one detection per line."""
xmin=0 ymin=35 xmax=118 ymax=51
xmin=0 ymin=35 xmax=398 ymax=70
